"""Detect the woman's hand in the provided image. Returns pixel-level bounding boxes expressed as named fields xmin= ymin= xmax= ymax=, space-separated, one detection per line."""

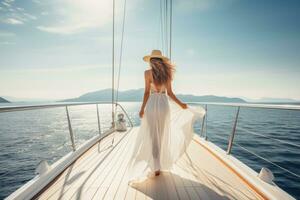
xmin=181 ymin=103 xmax=188 ymax=109
xmin=139 ymin=109 xmax=144 ymax=118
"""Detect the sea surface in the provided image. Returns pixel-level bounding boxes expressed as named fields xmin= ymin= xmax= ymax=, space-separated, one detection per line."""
xmin=0 ymin=102 xmax=299 ymax=199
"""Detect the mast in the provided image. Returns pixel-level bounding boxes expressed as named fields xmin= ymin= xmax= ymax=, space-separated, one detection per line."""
xmin=169 ymin=0 xmax=172 ymax=60
xmin=111 ymin=0 xmax=115 ymax=128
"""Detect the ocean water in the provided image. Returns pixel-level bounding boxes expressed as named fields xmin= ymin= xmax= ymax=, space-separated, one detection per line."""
xmin=0 ymin=102 xmax=299 ymax=199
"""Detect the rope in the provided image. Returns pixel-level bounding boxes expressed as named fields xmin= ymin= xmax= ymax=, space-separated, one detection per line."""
xmin=111 ymin=0 xmax=115 ymax=127
xmin=155 ymin=0 xmax=161 ymax=49
xmin=160 ymin=0 xmax=165 ymax=54
xmin=158 ymin=0 xmax=172 ymax=58
xmin=204 ymin=120 xmax=300 ymax=148
xmin=169 ymin=0 xmax=172 ymax=60
xmin=235 ymin=142 xmax=300 ymax=179
xmin=114 ymin=0 xmax=171 ymax=112
xmin=112 ymin=0 xmax=127 ymax=146
xmin=165 ymin=0 xmax=168 ymax=57
xmin=238 ymin=127 xmax=300 ymax=148
xmin=115 ymin=0 xmax=127 ymax=111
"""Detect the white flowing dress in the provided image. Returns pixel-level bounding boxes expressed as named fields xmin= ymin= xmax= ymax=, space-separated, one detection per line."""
xmin=126 ymin=83 xmax=206 ymax=182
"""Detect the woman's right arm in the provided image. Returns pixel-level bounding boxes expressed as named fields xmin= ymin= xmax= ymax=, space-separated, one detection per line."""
xmin=166 ymin=80 xmax=187 ymax=109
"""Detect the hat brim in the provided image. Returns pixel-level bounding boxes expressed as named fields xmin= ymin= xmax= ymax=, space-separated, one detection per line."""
xmin=143 ymin=55 xmax=169 ymax=62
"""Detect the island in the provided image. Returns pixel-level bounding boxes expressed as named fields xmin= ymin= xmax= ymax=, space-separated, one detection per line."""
xmin=0 ymin=97 xmax=10 ymax=103
xmin=62 ymin=88 xmax=246 ymax=103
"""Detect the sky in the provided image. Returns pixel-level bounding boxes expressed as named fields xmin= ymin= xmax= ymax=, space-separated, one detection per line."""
xmin=0 ymin=0 xmax=300 ymax=101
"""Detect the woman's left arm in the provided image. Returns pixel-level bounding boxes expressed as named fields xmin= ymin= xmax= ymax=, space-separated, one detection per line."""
xmin=139 ymin=71 xmax=151 ymax=118
xmin=166 ymin=80 xmax=187 ymax=109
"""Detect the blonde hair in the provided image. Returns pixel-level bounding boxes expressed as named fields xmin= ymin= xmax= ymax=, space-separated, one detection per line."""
xmin=150 ymin=58 xmax=175 ymax=86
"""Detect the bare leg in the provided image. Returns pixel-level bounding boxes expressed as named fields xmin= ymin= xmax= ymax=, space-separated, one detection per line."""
xmin=151 ymin=127 xmax=161 ymax=172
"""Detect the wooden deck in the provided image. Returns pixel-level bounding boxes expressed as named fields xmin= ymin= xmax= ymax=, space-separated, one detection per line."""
xmin=35 ymin=127 xmax=262 ymax=200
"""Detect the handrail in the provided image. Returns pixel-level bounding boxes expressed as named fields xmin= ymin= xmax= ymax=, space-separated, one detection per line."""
xmin=1 ymin=101 xmax=300 ymax=112
xmin=0 ymin=101 xmax=134 ymax=152
xmin=189 ymin=102 xmax=300 ymax=111
xmin=238 ymin=127 xmax=300 ymax=148
xmin=197 ymin=102 xmax=300 ymax=181
xmin=235 ymin=142 xmax=300 ymax=179
xmin=0 ymin=101 xmax=114 ymax=113
xmin=0 ymin=102 xmax=133 ymax=126
xmin=202 ymin=120 xmax=300 ymax=148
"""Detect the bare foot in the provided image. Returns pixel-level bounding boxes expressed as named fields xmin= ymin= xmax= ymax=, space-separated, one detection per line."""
xmin=155 ymin=170 xmax=160 ymax=176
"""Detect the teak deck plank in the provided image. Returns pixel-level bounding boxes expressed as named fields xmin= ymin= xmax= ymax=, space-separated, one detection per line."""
xmin=35 ymin=127 xmax=261 ymax=200
xmin=36 ymin=133 xmax=120 ymax=200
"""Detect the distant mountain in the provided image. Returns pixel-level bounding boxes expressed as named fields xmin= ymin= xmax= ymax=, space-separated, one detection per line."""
xmin=62 ymin=88 xmax=145 ymax=102
xmin=0 ymin=97 xmax=10 ymax=103
xmin=62 ymin=88 xmax=246 ymax=103
xmin=246 ymin=97 xmax=299 ymax=103
xmin=176 ymin=94 xmax=246 ymax=103
xmin=3 ymin=96 xmax=54 ymax=102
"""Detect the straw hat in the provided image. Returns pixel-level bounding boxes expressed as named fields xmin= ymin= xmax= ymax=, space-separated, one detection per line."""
xmin=143 ymin=50 xmax=169 ymax=62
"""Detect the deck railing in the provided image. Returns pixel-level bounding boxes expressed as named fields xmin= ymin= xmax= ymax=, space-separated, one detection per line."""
xmin=197 ymin=102 xmax=300 ymax=180
xmin=1 ymin=101 xmax=299 ymax=182
xmin=0 ymin=101 xmax=133 ymax=151
xmin=1 ymin=102 xmax=135 ymax=200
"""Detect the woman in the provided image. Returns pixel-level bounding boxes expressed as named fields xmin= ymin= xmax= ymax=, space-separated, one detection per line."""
xmin=127 ymin=50 xmax=205 ymax=182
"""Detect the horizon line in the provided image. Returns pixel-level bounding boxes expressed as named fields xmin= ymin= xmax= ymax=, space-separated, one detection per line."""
xmin=2 ymin=87 xmax=300 ymax=102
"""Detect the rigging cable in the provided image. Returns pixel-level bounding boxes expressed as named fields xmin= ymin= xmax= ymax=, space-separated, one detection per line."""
xmin=111 ymin=0 xmax=115 ymax=128
xmin=114 ymin=0 xmax=171 ymax=121
xmin=115 ymin=0 xmax=127 ymax=111
xmin=165 ymin=0 xmax=168 ymax=57
xmin=160 ymin=0 xmax=172 ymax=58
xmin=159 ymin=0 xmax=165 ymax=54
xmin=155 ymin=0 xmax=160 ymax=49
xmin=169 ymin=0 xmax=172 ymax=60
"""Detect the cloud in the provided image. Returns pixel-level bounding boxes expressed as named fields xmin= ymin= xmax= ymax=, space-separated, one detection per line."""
xmin=37 ymin=25 xmax=84 ymax=35
xmin=32 ymin=0 xmax=41 ymax=4
xmin=36 ymin=0 xmax=122 ymax=35
xmin=0 ymin=30 xmax=16 ymax=45
xmin=0 ymin=41 xmax=15 ymax=45
xmin=0 ymin=1 xmax=37 ymax=25
xmin=1 ymin=0 xmax=14 ymax=8
xmin=16 ymin=7 xmax=25 ymax=11
xmin=0 ymin=30 xmax=16 ymax=37
xmin=1 ymin=1 xmax=11 ymax=7
xmin=1 ymin=64 xmax=110 ymax=73
xmin=41 ymin=11 xmax=49 ymax=16
xmin=2 ymin=17 xmax=24 ymax=24
xmin=23 ymin=13 xmax=37 ymax=20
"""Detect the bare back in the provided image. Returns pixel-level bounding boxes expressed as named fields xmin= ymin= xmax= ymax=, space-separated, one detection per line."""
xmin=140 ymin=69 xmax=187 ymax=119
xmin=148 ymin=70 xmax=166 ymax=93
